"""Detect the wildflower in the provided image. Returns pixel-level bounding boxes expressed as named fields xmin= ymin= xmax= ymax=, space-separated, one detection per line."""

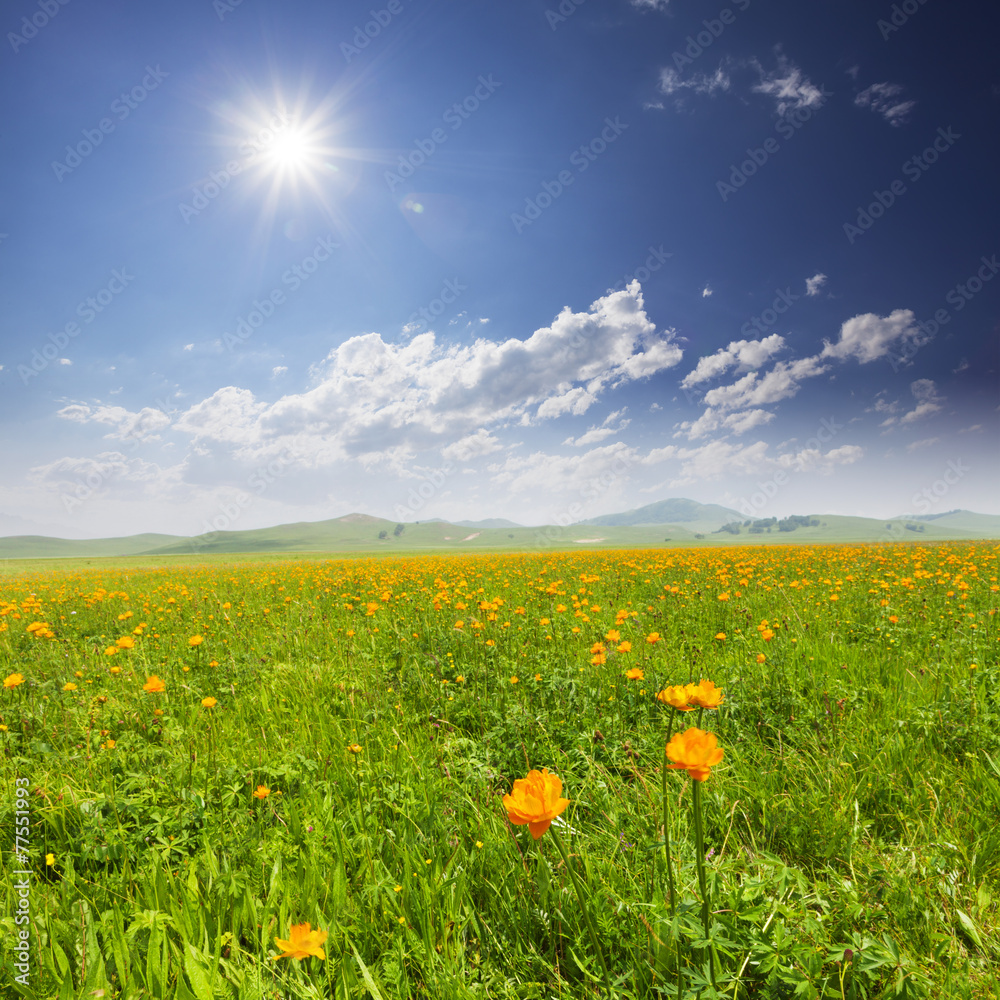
xmin=625 ymin=668 xmax=644 ymax=681
xmin=656 ymin=685 xmax=694 ymax=711
xmin=103 ymin=740 xmax=116 ymax=750
xmin=143 ymin=676 xmax=166 ymax=694
xmin=347 ymin=744 xmax=362 ymax=754
xmin=189 ymin=635 xmax=203 ymax=647
xmin=646 ymin=632 xmax=660 ymax=645
xmin=475 ymin=841 xmax=484 ymax=849
xmin=666 ymin=727 xmax=724 ymax=782
xmin=756 ymin=653 xmax=766 ymax=664
xmin=455 ymin=675 xmax=465 ymax=683
xmin=253 ymin=786 xmax=270 ymax=799
xmin=761 ymin=628 xmax=775 ymax=641
xmin=104 ymin=647 xmax=117 ymax=656
xmin=503 ymin=769 xmax=570 ymax=839
xmin=116 ymin=636 xmax=135 ymax=649
xmin=274 ymin=922 xmax=327 ymax=961
xmin=686 ymin=679 xmax=724 ymax=710
xmin=201 ymin=697 xmax=218 ymax=709
xmin=153 ymin=709 xmax=164 ymax=718
xmin=510 ymin=676 xmax=519 ymax=684
xmin=617 ymin=641 xmax=632 ymax=653
xmin=46 ymin=854 xmax=55 ymax=866
xmin=3 ymin=673 xmax=24 ymax=690
xmin=63 ymin=682 xmax=78 ymax=692
xmin=534 ymin=673 xmax=542 ymax=682
xmin=0 ymin=725 xmax=7 ymax=732
xmin=714 ymin=632 xmax=726 ymax=641
xmin=109 ymin=666 xmax=121 ymax=675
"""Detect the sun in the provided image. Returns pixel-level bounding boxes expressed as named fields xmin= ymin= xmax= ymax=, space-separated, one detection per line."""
xmin=261 ymin=125 xmax=316 ymax=177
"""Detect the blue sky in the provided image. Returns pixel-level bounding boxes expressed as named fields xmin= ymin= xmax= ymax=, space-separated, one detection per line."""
xmin=1 ymin=0 xmax=997 ymax=538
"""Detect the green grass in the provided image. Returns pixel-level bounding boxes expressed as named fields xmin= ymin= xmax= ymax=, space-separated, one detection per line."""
xmin=1 ymin=542 xmax=998 ymax=998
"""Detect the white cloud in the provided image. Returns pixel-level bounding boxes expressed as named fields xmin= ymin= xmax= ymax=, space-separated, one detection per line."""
xmin=659 ymin=66 xmax=731 ymax=99
xmin=752 ymin=55 xmax=827 ymax=116
xmin=632 ymin=0 xmax=669 ymax=7
xmin=906 ymin=437 xmax=940 ymax=452
xmin=57 ymin=403 xmax=172 ymax=441
xmin=58 ymin=358 xmax=72 ymax=366
xmin=821 ymin=309 xmax=920 ymax=363
xmin=900 ymin=379 xmax=944 ymax=424
xmin=271 ymin=366 xmax=288 ymax=378
xmin=441 ymin=429 xmax=503 ymax=463
xmin=805 ymin=273 xmax=827 ymax=296
xmin=855 ymin=82 xmax=916 ymax=127
xmin=681 ymin=334 xmax=785 ymax=388
xmin=564 ymin=409 xmax=632 ymax=447
xmin=702 ymin=356 xmax=827 ymax=411
xmin=702 ymin=284 xmax=713 ymax=298
xmin=774 ymin=444 xmax=864 ymax=474
xmin=166 ymin=283 xmax=679 ymax=468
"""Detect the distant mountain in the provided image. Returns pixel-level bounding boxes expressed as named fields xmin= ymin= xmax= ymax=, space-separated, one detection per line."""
xmin=0 ymin=533 xmax=184 ymax=559
xmin=454 ymin=518 xmax=523 ymax=529
xmin=902 ymin=510 xmax=1000 ymax=534
xmin=578 ymin=498 xmax=742 ymax=527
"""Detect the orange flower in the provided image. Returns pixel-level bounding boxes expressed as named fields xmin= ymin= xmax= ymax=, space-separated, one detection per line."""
xmin=116 ymin=636 xmax=135 ymax=649
xmin=756 ymin=653 xmax=766 ymax=665
xmin=617 ymin=641 xmax=632 ymax=653
xmin=646 ymin=632 xmax=660 ymax=645
xmin=274 ymin=922 xmax=327 ymax=960
xmin=666 ymin=727 xmax=724 ymax=782
xmin=686 ymin=679 xmax=724 ymax=710
xmin=3 ymin=673 xmax=24 ymax=690
xmin=188 ymin=635 xmax=204 ymax=647
xmin=503 ymin=769 xmax=570 ymax=839
xmin=656 ymin=685 xmax=694 ymax=711
xmin=201 ymin=697 xmax=218 ymax=709
xmin=253 ymin=785 xmax=270 ymax=799
xmin=625 ymin=667 xmax=644 ymax=681
xmin=63 ymin=682 xmax=77 ymax=692
xmin=143 ymin=675 xmax=166 ymax=694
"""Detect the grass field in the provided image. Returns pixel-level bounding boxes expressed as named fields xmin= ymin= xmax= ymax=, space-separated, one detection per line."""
xmin=1 ymin=541 xmax=998 ymax=998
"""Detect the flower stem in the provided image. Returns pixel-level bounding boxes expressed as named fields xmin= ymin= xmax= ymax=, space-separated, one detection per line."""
xmin=661 ymin=712 xmax=684 ymax=998
xmin=691 ymin=780 xmax=716 ymax=989
xmin=549 ymin=824 xmax=614 ymax=997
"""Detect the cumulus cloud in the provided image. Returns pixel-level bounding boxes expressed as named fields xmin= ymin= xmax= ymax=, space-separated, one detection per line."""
xmin=563 ymin=409 xmax=631 ymax=447
xmin=167 ymin=283 xmax=680 ymax=468
xmin=821 ymin=309 xmax=920 ymax=363
xmin=900 ymin=379 xmax=944 ymax=424
xmin=855 ymin=82 xmax=916 ymax=126
xmin=441 ymin=429 xmax=503 ymax=463
xmin=805 ymin=273 xmax=827 ymax=296
xmin=701 ymin=356 xmax=828 ymax=412
xmin=57 ymin=404 xmax=172 ymax=441
xmin=681 ymin=334 xmax=785 ymax=388
xmin=906 ymin=437 xmax=940 ymax=452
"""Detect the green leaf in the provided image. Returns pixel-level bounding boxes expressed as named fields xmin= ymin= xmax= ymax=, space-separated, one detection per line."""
xmin=351 ymin=943 xmax=388 ymax=1000
xmin=956 ymin=909 xmax=986 ymax=953
xmin=183 ymin=943 xmax=215 ymax=1000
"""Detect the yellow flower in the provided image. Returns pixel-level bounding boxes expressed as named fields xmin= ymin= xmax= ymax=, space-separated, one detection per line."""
xmin=686 ymin=679 xmax=724 ymax=710
xmin=617 ymin=641 xmax=632 ymax=653
xmin=646 ymin=632 xmax=660 ymax=645
xmin=0 ymin=724 xmax=7 ymax=732
xmin=3 ymin=673 xmax=24 ymax=689
xmin=103 ymin=739 xmax=116 ymax=750
xmin=143 ymin=675 xmax=166 ymax=694
xmin=188 ymin=635 xmax=204 ymax=647
xmin=503 ymin=769 xmax=570 ymax=839
xmin=104 ymin=646 xmax=117 ymax=656
xmin=455 ymin=675 xmax=465 ymax=683
xmin=656 ymin=685 xmax=694 ymax=711
xmin=347 ymin=744 xmax=362 ymax=754
xmin=756 ymin=653 xmax=766 ymax=664
xmin=714 ymin=632 xmax=726 ymax=641
xmin=116 ymin=636 xmax=135 ymax=649
xmin=109 ymin=665 xmax=121 ymax=675
xmin=63 ymin=682 xmax=78 ymax=692
xmin=509 ymin=676 xmax=519 ymax=684
xmin=153 ymin=709 xmax=164 ymax=718
xmin=274 ymin=922 xmax=327 ymax=961
xmin=666 ymin=727 xmax=724 ymax=782
xmin=46 ymin=853 xmax=55 ymax=866
xmin=201 ymin=697 xmax=218 ymax=709
xmin=253 ymin=785 xmax=270 ymax=799
xmin=625 ymin=667 xmax=644 ymax=681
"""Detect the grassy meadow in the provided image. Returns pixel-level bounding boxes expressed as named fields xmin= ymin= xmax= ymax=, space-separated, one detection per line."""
xmin=1 ymin=541 xmax=998 ymax=998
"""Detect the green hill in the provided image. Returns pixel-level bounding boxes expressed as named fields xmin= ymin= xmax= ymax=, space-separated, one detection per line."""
xmin=579 ymin=497 xmax=742 ymax=527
